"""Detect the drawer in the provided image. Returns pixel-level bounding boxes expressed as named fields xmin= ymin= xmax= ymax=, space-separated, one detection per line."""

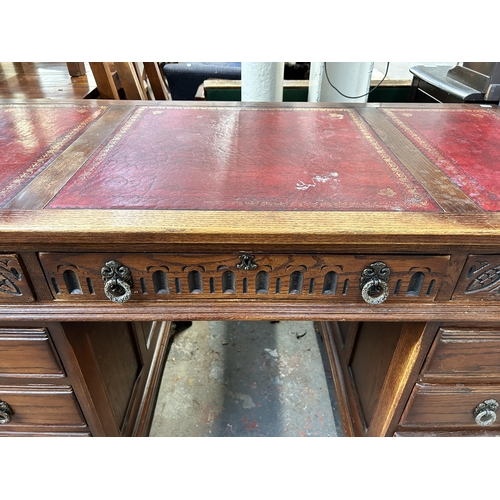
xmin=0 ymin=327 xmax=65 ymax=378
xmin=400 ymin=383 xmax=500 ymax=429
xmin=0 ymin=385 xmax=87 ymax=430
xmin=0 ymin=253 xmax=34 ymax=303
xmin=453 ymin=254 xmax=500 ymax=301
xmin=422 ymin=328 xmax=500 ymax=381
xmin=39 ymin=252 xmax=450 ymax=304
xmin=394 ymin=430 xmax=500 ymax=437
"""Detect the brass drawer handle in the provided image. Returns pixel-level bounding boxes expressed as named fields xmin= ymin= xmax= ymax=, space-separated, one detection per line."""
xmin=359 ymin=262 xmax=391 ymax=305
xmin=473 ymin=399 xmax=498 ymax=426
xmin=0 ymin=399 xmax=13 ymax=424
xmin=101 ymin=260 xmax=133 ymax=303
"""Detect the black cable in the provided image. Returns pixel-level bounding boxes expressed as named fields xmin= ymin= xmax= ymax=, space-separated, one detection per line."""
xmin=323 ymin=62 xmax=390 ymax=99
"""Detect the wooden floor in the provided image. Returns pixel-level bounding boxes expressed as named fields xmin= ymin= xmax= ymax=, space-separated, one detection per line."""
xmin=0 ymin=62 xmax=97 ymax=100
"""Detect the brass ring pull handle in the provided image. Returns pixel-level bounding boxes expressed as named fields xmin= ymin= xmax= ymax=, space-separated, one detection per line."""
xmin=101 ymin=260 xmax=133 ymax=303
xmin=0 ymin=399 xmax=13 ymax=424
xmin=473 ymin=399 xmax=498 ymax=426
xmin=359 ymin=262 xmax=391 ymax=305
xmin=361 ymin=279 xmax=389 ymax=305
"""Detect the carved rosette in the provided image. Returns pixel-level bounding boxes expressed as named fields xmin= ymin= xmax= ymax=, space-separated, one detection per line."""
xmin=465 ymin=262 xmax=500 ymax=295
xmin=0 ymin=261 xmax=22 ymax=296
xmin=0 ymin=255 xmax=34 ymax=302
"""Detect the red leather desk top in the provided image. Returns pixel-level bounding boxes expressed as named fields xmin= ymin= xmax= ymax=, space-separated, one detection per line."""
xmin=1 ymin=101 xmax=499 ymax=214
xmin=45 ymin=106 xmax=440 ymax=212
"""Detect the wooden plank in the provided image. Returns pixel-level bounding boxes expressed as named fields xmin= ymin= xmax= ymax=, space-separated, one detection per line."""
xmin=143 ymin=62 xmax=170 ymax=100
xmin=18 ymin=252 xmax=54 ymax=301
xmin=435 ymin=252 xmax=469 ymax=301
xmin=350 ymin=322 xmax=403 ymax=427
xmin=130 ymin=321 xmax=174 ymax=436
xmin=114 ymin=62 xmax=147 ymax=100
xmin=314 ymin=321 xmax=358 ymax=436
xmin=56 ymin=323 xmax=121 ymax=436
xmin=203 ymin=79 xmax=309 ymax=90
xmin=89 ymin=62 xmax=120 ymax=100
xmin=1 ymin=210 xmax=500 ymax=248
xmin=1 ymin=300 xmax=499 ymax=324
xmin=356 ymin=107 xmax=484 ymax=214
xmin=367 ymin=322 xmax=438 ymax=436
xmin=66 ymin=63 xmax=86 ymax=77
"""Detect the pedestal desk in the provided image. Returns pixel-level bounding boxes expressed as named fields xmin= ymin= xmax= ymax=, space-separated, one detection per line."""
xmin=1 ymin=99 xmax=500 ymax=436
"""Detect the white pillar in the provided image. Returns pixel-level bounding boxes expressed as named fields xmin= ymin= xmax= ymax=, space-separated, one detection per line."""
xmin=307 ymin=62 xmax=323 ymax=102
xmin=241 ymin=62 xmax=284 ymax=102
xmin=308 ymin=62 xmax=374 ymax=103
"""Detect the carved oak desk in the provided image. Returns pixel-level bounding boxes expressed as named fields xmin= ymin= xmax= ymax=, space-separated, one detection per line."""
xmin=1 ymin=99 xmax=500 ymax=437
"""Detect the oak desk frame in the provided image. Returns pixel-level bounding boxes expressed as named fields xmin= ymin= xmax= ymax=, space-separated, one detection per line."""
xmin=1 ymin=99 xmax=500 ymax=436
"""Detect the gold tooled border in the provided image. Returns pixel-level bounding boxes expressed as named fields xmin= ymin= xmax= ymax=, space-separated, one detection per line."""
xmin=382 ymin=108 xmax=500 ymax=203
xmin=0 ymin=104 xmax=107 ymax=202
xmin=347 ymin=109 xmax=430 ymax=206
xmin=53 ymin=106 xmax=437 ymax=211
xmin=79 ymin=106 xmax=146 ymax=182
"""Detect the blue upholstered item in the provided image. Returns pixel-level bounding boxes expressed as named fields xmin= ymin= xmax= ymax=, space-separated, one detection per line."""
xmin=162 ymin=62 xmax=241 ymax=100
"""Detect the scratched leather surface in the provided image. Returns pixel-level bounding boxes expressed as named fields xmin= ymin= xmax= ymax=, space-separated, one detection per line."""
xmin=0 ymin=103 xmax=107 ymax=206
xmin=383 ymin=108 xmax=500 ymax=212
xmin=48 ymin=107 xmax=440 ymax=212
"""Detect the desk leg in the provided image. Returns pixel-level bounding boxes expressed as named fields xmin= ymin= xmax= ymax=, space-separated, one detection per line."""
xmin=317 ymin=321 xmax=437 ymax=437
xmin=66 ymin=62 xmax=86 ymax=77
xmin=52 ymin=320 xmax=174 ymax=437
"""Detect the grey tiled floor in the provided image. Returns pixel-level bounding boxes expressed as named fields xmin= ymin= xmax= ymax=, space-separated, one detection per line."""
xmin=150 ymin=321 xmax=341 ymax=437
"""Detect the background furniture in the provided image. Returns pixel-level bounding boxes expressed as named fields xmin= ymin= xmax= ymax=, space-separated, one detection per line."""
xmin=162 ymin=62 xmax=241 ymax=100
xmin=90 ymin=62 xmax=171 ymax=100
xmin=409 ymin=62 xmax=500 ymax=103
xmin=66 ymin=62 xmax=86 ymax=77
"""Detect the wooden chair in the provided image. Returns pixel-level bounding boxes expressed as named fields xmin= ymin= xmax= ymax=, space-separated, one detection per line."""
xmin=89 ymin=62 xmax=171 ymax=100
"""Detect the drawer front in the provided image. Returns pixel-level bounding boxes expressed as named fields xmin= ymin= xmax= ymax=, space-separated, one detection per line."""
xmin=400 ymin=384 xmax=500 ymax=429
xmin=0 ymin=253 xmax=34 ymax=303
xmin=0 ymin=385 xmax=87 ymax=430
xmin=422 ymin=328 xmax=500 ymax=381
xmin=394 ymin=430 xmax=500 ymax=437
xmin=453 ymin=254 xmax=500 ymax=301
xmin=39 ymin=252 xmax=450 ymax=304
xmin=0 ymin=327 xmax=65 ymax=378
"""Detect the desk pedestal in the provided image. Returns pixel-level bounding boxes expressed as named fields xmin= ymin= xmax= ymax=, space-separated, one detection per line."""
xmin=0 ymin=320 xmax=172 ymax=436
xmin=317 ymin=321 xmax=500 ymax=436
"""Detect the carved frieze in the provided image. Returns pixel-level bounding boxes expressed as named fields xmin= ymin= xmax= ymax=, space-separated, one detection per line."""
xmin=39 ymin=252 xmax=449 ymax=303
xmin=454 ymin=255 xmax=500 ymax=300
xmin=0 ymin=254 xmax=34 ymax=302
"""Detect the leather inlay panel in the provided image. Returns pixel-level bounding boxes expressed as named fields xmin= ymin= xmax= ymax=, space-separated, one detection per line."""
xmin=382 ymin=108 xmax=500 ymax=212
xmin=47 ymin=107 xmax=440 ymax=212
